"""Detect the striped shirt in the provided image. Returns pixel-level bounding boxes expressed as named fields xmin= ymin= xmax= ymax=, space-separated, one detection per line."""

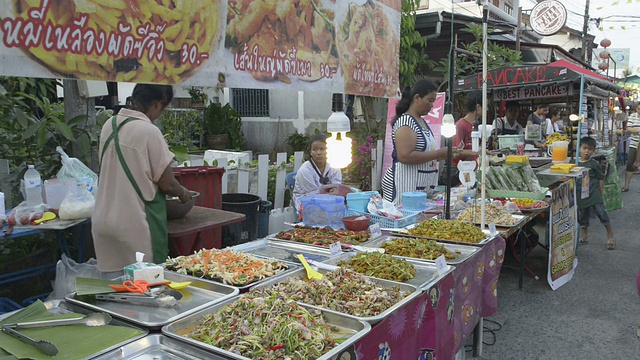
xmin=381 ymin=114 xmax=438 ymax=206
xmin=628 ymin=113 xmax=640 ymax=149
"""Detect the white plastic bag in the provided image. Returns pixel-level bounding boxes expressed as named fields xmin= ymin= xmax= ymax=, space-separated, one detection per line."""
xmin=59 ymin=183 xmax=95 ymax=220
xmin=56 ymin=146 xmax=98 ymax=188
xmin=367 ymin=195 xmax=403 ymax=219
xmin=51 ymin=254 xmax=102 ymax=299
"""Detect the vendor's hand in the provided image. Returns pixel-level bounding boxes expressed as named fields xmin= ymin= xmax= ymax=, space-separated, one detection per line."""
xmin=178 ymin=187 xmax=192 ymax=203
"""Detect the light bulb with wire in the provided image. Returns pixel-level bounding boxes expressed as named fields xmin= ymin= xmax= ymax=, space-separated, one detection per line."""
xmin=326 ymin=94 xmax=352 ymax=169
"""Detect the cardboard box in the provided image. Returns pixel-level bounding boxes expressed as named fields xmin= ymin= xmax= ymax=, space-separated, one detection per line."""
xmin=124 ymin=262 xmax=164 ymax=283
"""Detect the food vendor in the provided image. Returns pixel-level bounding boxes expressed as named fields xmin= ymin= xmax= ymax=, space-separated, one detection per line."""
xmin=381 ymin=79 xmax=475 ymax=205
xmin=526 ymin=104 xmax=548 ymax=147
xmin=490 ymin=100 xmax=524 ymax=149
xmin=292 ymin=134 xmax=342 ymax=212
xmin=545 ymin=108 xmax=563 ymax=136
xmin=92 ymin=84 xmax=192 ymax=278
xmin=453 ymin=91 xmax=481 ymax=164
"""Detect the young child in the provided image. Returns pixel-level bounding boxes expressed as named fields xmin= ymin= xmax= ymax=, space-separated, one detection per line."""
xmin=577 ymin=137 xmax=615 ymax=249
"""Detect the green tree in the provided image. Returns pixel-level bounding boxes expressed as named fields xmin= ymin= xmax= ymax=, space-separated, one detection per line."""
xmin=399 ymin=0 xmax=429 ymax=87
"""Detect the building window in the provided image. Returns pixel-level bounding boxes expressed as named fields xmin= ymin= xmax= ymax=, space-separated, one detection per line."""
xmin=231 ymin=88 xmax=269 ymax=117
xmin=504 ymin=3 xmax=513 ymax=16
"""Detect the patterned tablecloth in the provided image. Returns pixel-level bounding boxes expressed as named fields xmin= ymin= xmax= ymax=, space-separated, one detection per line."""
xmin=344 ymin=236 xmax=506 ymax=360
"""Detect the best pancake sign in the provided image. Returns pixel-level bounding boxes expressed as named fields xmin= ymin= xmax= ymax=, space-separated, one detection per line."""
xmin=0 ymin=0 xmax=222 ymax=83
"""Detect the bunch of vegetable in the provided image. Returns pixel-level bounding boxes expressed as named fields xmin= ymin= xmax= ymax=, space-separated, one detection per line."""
xmin=380 ymin=238 xmax=455 ymax=260
xmin=275 ymin=225 xmax=370 ymax=246
xmin=546 ymin=132 xmax=569 ymax=144
xmin=165 ymin=249 xmax=289 ymax=286
xmin=483 ymin=163 xmax=543 ymax=193
xmin=408 ymin=219 xmax=485 ymax=243
xmin=265 ymin=268 xmax=409 ymax=317
xmin=336 ymin=252 xmax=416 ymax=282
xmin=188 ymin=291 xmax=336 ymax=359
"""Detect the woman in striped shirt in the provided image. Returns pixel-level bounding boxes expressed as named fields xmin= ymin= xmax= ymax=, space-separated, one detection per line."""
xmin=381 ymin=79 xmax=475 ymax=205
xmin=622 ymin=103 xmax=640 ymax=192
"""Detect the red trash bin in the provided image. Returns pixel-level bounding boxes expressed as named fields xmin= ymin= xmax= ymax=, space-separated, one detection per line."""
xmin=170 ymin=167 xmax=225 ymax=253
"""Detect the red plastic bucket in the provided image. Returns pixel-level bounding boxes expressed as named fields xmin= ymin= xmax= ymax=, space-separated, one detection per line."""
xmin=172 ymin=166 xmax=225 ymax=209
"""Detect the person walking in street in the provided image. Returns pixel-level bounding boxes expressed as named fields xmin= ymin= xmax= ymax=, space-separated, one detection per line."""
xmin=621 ymin=103 xmax=640 ymax=192
xmin=578 ymin=136 xmax=615 ymax=249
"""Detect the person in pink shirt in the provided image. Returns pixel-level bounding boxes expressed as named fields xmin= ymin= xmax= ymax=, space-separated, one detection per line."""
xmin=452 ymin=91 xmax=481 ymax=166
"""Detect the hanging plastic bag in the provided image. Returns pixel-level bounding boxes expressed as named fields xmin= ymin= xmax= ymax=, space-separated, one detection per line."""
xmin=56 ymin=146 xmax=98 ymax=190
xmin=59 ymin=182 xmax=95 ymax=220
xmin=51 ymin=254 xmax=102 ymax=299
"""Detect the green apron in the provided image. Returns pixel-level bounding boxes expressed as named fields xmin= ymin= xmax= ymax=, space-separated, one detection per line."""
xmin=101 ymin=116 xmax=168 ymax=264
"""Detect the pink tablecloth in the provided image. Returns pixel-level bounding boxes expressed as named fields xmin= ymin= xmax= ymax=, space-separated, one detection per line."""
xmin=343 ymin=236 xmax=506 ymax=360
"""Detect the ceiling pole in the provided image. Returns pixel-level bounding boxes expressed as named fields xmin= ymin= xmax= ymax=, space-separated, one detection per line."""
xmin=581 ymin=0 xmax=591 ymax=62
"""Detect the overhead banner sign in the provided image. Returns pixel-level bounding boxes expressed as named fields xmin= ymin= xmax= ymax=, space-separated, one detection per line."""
xmin=0 ymin=0 xmax=401 ymax=98
xmin=548 ymin=180 xmax=578 ymax=290
xmin=493 ymin=84 xmax=572 ymax=101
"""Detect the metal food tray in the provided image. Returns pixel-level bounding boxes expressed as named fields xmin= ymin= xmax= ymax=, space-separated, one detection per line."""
xmin=365 ymin=236 xmax=481 ymax=265
xmin=266 ymin=228 xmax=378 ymax=249
xmin=0 ymin=300 xmax=148 ymax=360
xmin=231 ymin=238 xmax=334 ymax=264
xmin=90 ymin=334 xmax=229 ymax=360
xmin=165 ymin=253 xmax=300 ymax=292
xmin=65 ymin=271 xmax=239 ymax=330
xmin=392 ymin=225 xmax=494 ymax=247
xmin=162 ymin=296 xmax=371 ymax=360
xmin=321 ymin=251 xmax=451 ymax=289
xmin=249 ymin=268 xmax=422 ymax=324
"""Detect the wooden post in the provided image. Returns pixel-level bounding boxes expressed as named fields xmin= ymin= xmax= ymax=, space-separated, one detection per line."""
xmin=294 ymin=151 xmax=304 ymax=171
xmin=274 ymin=152 xmax=287 ymax=209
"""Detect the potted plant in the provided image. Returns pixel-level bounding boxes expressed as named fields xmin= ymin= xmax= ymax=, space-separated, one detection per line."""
xmin=203 ymin=102 xmax=246 ymax=150
xmin=187 ymin=86 xmax=208 ymax=109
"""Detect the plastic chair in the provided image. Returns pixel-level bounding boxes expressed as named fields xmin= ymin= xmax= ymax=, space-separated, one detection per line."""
xmin=285 ymin=172 xmax=298 ymax=221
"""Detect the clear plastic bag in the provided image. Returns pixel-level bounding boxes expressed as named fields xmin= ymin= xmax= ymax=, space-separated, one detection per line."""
xmin=51 ymin=254 xmax=102 ymax=299
xmin=56 ymin=146 xmax=98 ymax=188
xmin=59 ymin=183 xmax=95 ymax=220
xmin=6 ymin=201 xmax=47 ymax=225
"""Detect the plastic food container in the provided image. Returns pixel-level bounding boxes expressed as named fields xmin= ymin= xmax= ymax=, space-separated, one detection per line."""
xmin=346 ymin=191 xmax=379 ymax=212
xmin=402 ymin=192 xmax=427 ymax=211
xmin=300 ymin=194 xmax=345 ymax=229
xmin=498 ymin=135 xmax=525 ymax=149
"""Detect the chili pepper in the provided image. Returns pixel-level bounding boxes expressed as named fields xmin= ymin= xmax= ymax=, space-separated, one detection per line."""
xmin=269 ymin=344 xmax=285 ymax=351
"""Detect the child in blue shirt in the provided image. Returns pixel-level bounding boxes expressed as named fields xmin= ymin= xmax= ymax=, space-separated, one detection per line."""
xmin=577 ymin=137 xmax=615 ymax=249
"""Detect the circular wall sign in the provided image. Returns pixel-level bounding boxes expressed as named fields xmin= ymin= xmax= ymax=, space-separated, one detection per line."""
xmin=530 ymin=0 xmax=567 ymax=36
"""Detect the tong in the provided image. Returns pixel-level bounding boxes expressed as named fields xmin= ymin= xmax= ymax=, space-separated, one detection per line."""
xmin=2 ymin=325 xmax=58 ymax=356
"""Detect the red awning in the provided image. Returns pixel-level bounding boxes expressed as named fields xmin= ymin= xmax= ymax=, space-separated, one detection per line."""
xmin=548 ymin=59 xmax=610 ymax=82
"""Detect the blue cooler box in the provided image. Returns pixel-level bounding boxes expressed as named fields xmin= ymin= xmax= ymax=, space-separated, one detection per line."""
xmin=402 ymin=192 xmax=427 ymax=211
xmin=300 ymin=194 xmax=346 ymax=229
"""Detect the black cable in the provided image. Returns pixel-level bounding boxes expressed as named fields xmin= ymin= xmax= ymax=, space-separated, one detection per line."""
xmin=464 ymin=319 xmax=503 ymax=352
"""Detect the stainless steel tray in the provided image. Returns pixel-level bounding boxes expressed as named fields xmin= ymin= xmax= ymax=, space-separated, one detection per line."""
xmin=365 ymin=236 xmax=481 ymax=265
xmin=322 ymin=251 xmax=451 ymax=289
xmin=266 ymin=227 xmax=378 ymax=249
xmin=250 ymin=268 xmax=422 ymax=324
xmin=65 ymin=272 xmax=239 ymax=329
xmin=391 ymin=226 xmax=494 ymax=246
xmin=0 ymin=300 xmax=148 ymax=360
xmin=165 ymin=253 xmax=300 ymax=292
xmin=231 ymin=238 xmax=334 ymax=263
xmin=90 ymin=334 xmax=229 ymax=360
xmin=162 ymin=296 xmax=371 ymax=360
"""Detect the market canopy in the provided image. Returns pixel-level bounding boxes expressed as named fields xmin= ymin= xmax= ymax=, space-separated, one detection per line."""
xmin=0 ymin=0 xmax=401 ymax=98
xmin=454 ymin=59 xmax=621 ymax=101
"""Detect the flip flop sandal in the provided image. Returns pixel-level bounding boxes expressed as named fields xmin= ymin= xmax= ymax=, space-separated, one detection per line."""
xmin=621 ymin=187 xmax=629 ymax=192
xmin=579 ymin=238 xmax=588 ymax=244
xmin=607 ymin=239 xmax=616 ymax=250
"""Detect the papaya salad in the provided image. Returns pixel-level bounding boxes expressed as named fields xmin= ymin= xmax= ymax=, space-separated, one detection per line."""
xmin=263 ymin=268 xmax=409 ymax=317
xmin=165 ymin=248 xmax=289 ymax=286
xmin=187 ymin=291 xmax=337 ymax=359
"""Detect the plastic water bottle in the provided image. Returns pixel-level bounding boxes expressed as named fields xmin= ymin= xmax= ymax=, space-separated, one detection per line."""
xmin=24 ymin=165 xmax=43 ymax=206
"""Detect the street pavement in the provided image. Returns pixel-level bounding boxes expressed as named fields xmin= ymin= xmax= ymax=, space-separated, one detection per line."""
xmin=470 ymin=167 xmax=640 ymax=360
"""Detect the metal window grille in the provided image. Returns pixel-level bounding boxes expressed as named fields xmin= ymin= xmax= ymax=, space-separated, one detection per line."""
xmin=231 ymin=88 xmax=269 ymax=117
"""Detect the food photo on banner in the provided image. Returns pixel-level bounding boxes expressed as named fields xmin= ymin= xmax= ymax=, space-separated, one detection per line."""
xmin=548 ymin=180 xmax=578 ymax=290
xmin=0 ymin=0 xmax=401 ymax=98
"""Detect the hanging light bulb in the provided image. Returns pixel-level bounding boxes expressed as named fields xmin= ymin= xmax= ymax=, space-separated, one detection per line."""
xmin=326 ymin=94 xmax=352 ymax=169
xmin=441 ymin=114 xmax=457 ymax=138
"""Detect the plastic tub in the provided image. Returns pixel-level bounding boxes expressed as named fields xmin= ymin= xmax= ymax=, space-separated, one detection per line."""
xmin=402 ymin=192 xmax=427 ymax=211
xmin=498 ymin=135 xmax=525 ymax=149
xmin=221 ymin=193 xmax=261 ymax=248
xmin=300 ymin=194 xmax=346 ymax=229
xmin=172 ymin=166 xmax=225 ymax=209
xmin=346 ymin=191 xmax=379 ymax=212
